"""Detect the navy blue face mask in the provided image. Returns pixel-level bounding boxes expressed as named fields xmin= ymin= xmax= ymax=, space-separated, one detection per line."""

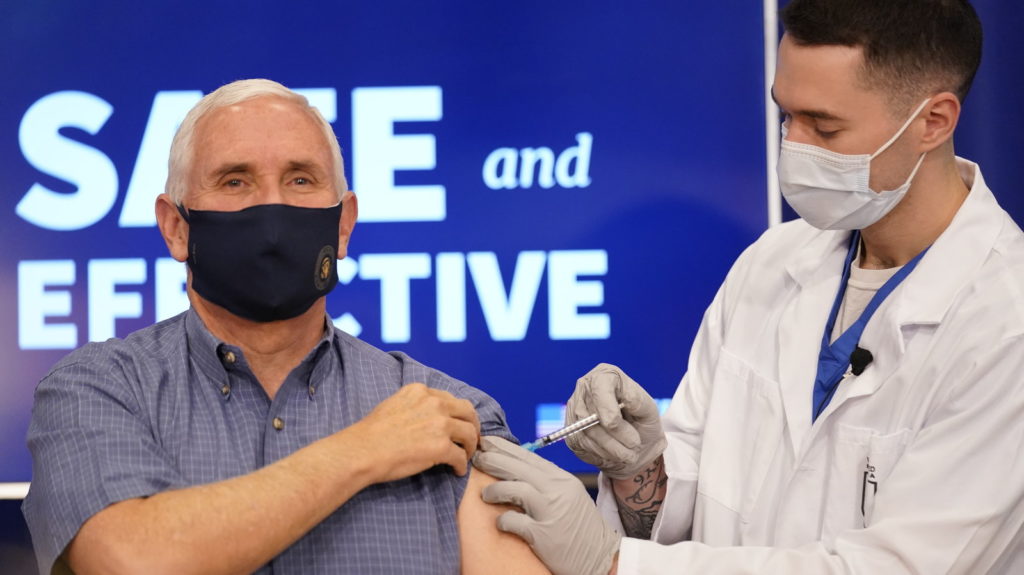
xmin=177 ymin=202 xmax=341 ymax=322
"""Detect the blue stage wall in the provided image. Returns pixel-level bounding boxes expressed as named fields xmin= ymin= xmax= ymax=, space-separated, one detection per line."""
xmin=0 ymin=2 xmax=1020 ymax=567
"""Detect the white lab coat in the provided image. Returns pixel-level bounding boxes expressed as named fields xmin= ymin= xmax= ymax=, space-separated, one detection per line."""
xmin=602 ymin=159 xmax=1024 ymax=574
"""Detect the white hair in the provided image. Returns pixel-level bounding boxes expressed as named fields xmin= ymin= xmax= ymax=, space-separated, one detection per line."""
xmin=165 ymin=78 xmax=347 ymax=205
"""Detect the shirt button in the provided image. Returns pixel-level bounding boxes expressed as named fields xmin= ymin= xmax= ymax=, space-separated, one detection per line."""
xmin=223 ymin=351 xmax=236 ymax=364
xmin=220 ymin=384 xmax=230 ymax=396
xmin=272 ymin=417 xmax=285 ymax=431
xmin=308 ymin=385 xmax=316 ymax=396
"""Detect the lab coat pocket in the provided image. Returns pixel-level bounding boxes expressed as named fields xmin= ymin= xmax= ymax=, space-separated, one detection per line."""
xmin=823 ymin=424 xmax=913 ymax=540
xmin=698 ymin=348 xmax=785 ymax=528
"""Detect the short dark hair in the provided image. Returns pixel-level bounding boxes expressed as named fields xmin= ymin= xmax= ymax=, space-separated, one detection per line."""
xmin=781 ymin=0 xmax=983 ymax=112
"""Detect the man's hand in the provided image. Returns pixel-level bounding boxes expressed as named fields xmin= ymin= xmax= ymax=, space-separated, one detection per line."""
xmin=347 ymin=383 xmax=481 ymax=481
xmin=473 ymin=436 xmax=621 ymax=575
xmin=565 ymin=363 xmax=667 ymax=479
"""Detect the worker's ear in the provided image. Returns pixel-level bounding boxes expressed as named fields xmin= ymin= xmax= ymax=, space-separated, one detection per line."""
xmin=337 ymin=190 xmax=358 ymax=260
xmin=918 ymin=92 xmax=960 ymax=153
xmin=155 ymin=193 xmax=189 ymax=262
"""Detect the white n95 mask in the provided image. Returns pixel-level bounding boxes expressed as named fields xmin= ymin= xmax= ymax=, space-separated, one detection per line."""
xmin=777 ymin=98 xmax=930 ymax=230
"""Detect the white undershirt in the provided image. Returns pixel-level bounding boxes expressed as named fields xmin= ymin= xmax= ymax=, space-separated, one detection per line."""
xmin=831 ymin=245 xmax=902 ymax=343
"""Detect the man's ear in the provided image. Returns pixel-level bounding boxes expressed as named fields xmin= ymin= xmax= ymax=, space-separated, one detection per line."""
xmin=155 ymin=193 xmax=189 ymax=262
xmin=337 ymin=190 xmax=358 ymax=260
xmin=920 ymin=92 xmax=960 ymax=153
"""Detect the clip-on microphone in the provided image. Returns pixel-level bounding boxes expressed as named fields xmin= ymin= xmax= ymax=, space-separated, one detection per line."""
xmin=850 ymin=346 xmax=873 ymax=376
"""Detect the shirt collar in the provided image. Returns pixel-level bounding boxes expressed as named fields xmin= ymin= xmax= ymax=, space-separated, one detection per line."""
xmin=888 ymin=157 xmax=1003 ymax=325
xmin=184 ymin=308 xmax=338 ymax=394
xmin=184 ymin=308 xmax=233 ymax=388
xmin=298 ymin=316 xmax=337 ymax=384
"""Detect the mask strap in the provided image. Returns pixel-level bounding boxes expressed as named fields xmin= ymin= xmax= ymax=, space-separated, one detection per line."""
xmin=898 ymin=150 xmax=929 ymax=190
xmin=869 ymin=98 xmax=932 ymax=160
xmin=176 ymin=203 xmax=190 ymax=223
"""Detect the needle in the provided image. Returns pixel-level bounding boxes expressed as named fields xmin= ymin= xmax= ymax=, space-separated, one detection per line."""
xmin=521 ymin=403 xmax=626 ymax=452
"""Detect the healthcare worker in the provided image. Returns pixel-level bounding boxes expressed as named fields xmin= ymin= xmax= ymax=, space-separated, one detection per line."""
xmin=473 ymin=0 xmax=1024 ymax=573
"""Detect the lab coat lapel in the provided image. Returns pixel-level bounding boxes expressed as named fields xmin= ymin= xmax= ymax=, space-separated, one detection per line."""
xmin=777 ymin=229 xmax=852 ymax=454
xmin=814 ymin=318 xmax=895 ymax=420
xmin=818 ymin=159 xmax=1002 ymax=414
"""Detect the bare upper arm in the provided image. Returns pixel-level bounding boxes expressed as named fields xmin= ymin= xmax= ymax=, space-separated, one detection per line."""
xmin=458 ymin=467 xmax=552 ymax=575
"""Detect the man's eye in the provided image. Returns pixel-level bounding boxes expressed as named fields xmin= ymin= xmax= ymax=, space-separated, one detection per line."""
xmin=225 ymin=179 xmax=243 ymax=187
xmin=294 ymin=177 xmax=310 ymax=185
xmin=815 ymin=127 xmax=839 ymax=139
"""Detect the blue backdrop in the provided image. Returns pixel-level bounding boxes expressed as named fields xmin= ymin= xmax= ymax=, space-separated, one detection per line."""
xmin=1 ymin=1 xmax=769 ymax=483
xmin=0 ymin=2 xmax=1021 ymax=566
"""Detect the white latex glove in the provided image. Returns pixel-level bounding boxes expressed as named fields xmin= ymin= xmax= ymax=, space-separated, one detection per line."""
xmin=473 ymin=436 xmax=621 ymax=575
xmin=565 ymin=363 xmax=667 ymax=479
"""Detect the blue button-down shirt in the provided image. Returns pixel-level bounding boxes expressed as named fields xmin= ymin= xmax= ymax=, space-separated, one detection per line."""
xmin=23 ymin=309 xmax=515 ymax=574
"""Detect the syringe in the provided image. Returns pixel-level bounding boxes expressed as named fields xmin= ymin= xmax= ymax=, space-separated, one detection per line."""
xmin=521 ymin=403 xmax=626 ymax=452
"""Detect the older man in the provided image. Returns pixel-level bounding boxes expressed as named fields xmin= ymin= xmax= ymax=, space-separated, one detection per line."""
xmin=23 ymin=79 xmax=547 ymax=575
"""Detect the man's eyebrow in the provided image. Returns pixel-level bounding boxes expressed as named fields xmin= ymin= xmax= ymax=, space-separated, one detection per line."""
xmin=796 ymin=108 xmax=845 ymax=121
xmin=211 ymin=163 xmax=251 ymax=178
xmin=206 ymin=161 xmax=327 ymax=180
xmin=286 ymin=160 xmax=326 ymax=174
xmin=770 ymin=87 xmax=845 ymax=121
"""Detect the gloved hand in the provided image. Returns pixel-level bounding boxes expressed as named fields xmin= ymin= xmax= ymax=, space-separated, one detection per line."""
xmin=565 ymin=363 xmax=667 ymax=479
xmin=473 ymin=436 xmax=621 ymax=575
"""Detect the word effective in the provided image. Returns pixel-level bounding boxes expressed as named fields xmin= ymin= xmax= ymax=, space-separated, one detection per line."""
xmin=19 ymin=250 xmax=609 ymax=350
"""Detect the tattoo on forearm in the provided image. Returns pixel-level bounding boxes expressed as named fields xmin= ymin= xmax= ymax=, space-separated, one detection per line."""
xmin=613 ymin=456 xmax=667 ymax=539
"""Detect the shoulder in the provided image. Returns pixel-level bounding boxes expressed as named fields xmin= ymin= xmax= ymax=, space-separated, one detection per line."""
xmin=989 ymin=212 xmax=1024 ymax=271
xmin=951 ymin=159 xmax=1024 ymax=310
xmin=735 ymin=218 xmax=827 ymax=269
xmin=38 ymin=314 xmax=190 ymax=412
xmin=332 ymin=328 xmax=516 ymax=441
xmin=713 ymin=218 xmax=837 ymax=306
xmin=392 ymin=351 xmax=516 ymax=441
xmin=934 ymin=173 xmax=1024 ymax=339
xmin=48 ymin=313 xmax=188 ymax=375
xmin=332 ymin=328 xmax=405 ymax=372
xmin=945 ymin=220 xmax=1024 ymax=340
xmin=332 ymin=325 xmax=475 ymax=397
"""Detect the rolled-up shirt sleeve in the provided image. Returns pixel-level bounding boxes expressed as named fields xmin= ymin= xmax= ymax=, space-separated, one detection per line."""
xmin=22 ymin=346 xmax=185 ymax=574
xmin=402 ymin=355 xmax=519 ymax=505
